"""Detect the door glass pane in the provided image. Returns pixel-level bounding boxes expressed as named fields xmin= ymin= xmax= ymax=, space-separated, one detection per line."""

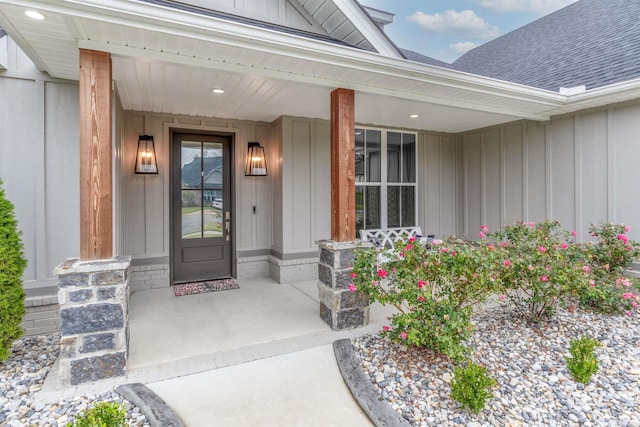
xmin=366 ymin=130 xmax=381 ymax=182
xmin=182 ymin=190 xmax=202 ymax=239
xmin=181 ymin=141 xmax=202 ymax=188
xmin=402 ymin=134 xmax=416 ymax=183
xmin=402 ymin=187 xmax=415 ymax=226
xmin=387 ymin=132 xmax=401 ymax=183
xmin=203 ymin=142 xmax=223 ymax=190
xmin=387 ymin=186 xmax=400 ymax=228
xmin=365 ymin=186 xmax=380 ymax=229
xmin=356 ymin=186 xmax=365 ymax=233
xmin=203 ymin=189 xmax=223 ymax=237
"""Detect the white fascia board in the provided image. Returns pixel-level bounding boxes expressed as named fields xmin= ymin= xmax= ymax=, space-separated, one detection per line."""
xmin=4 ymin=0 xmax=566 ymax=110
xmin=331 ymin=0 xmax=401 ymax=58
xmin=561 ymin=78 xmax=640 ymax=112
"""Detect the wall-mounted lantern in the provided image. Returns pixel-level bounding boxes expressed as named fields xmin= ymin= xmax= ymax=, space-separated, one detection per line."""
xmin=135 ymin=135 xmax=158 ymax=174
xmin=244 ymin=142 xmax=267 ymax=176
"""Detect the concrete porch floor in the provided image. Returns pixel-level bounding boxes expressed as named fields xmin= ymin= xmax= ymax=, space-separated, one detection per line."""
xmin=126 ymin=277 xmax=396 ymax=384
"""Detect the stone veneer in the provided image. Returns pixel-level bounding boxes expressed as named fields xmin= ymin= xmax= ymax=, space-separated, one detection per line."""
xmin=54 ymin=256 xmax=131 ymax=385
xmin=317 ymin=240 xmax=370 ymax=330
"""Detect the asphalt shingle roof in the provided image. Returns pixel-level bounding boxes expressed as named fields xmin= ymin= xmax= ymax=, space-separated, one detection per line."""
xmin=400 ymin=49 xmax=452 ymax=69
xmin=452 ymin=0 xmax=640 ymax=91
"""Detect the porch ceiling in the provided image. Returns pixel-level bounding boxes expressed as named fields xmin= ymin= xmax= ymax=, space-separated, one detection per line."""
xmin=2 ymin=0 xmax=640 ymax=133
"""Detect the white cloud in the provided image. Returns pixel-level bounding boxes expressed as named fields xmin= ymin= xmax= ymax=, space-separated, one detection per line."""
xmin=474 ymin=0 xmax=578 ymax=14
xmin=449 ymin=41 xmax=479 ymax=55
xmin=407 ymin=10 xmax=500 ymax=39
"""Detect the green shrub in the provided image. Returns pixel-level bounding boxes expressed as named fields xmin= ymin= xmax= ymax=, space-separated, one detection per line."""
xmin=66 ymin=401 xmax=126 ymax=427
xmin=577 ymin=223 xmax=640 ymax=315
xmin=566 ymin=336 xmax=600 ymax=384
xmin=491 ymin=220 xmax=592 ymax=323
xmin=0 ymin=179 xmax=27 ymax=361
xmin=450 ymin=362 xmax=497 ymax=414
xmin=352 ymin=236 xmax=500 ymax=362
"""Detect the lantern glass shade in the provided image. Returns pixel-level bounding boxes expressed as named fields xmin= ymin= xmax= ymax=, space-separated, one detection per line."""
xmin=245 ymin=142 xmax=267 ymax=176
xmin=135 ymin=135 xmax=158 ymax=174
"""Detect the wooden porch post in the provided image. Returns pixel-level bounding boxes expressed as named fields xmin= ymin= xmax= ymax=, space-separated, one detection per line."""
xmin=330 ymin=88 xmax=355 ymax=242
xmin=79 ymin=49 xmax=112 ymax=260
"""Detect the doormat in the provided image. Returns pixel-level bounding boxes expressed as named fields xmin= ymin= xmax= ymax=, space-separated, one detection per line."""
xmin=173 ymin=279 xmax=239 ymax=297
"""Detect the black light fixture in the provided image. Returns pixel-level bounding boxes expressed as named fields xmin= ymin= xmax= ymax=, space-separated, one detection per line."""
xmin=135 ymin=135 xmax=158 ymax=174
xmin=245 ymin=142 xmax=267 ymax=176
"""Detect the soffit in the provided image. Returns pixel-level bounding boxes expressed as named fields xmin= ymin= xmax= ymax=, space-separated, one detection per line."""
xmin=1 ymin=0 xmax=638 ymax=133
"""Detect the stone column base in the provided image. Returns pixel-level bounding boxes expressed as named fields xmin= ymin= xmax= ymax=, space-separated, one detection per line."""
xmin=55 ymin=256 xmax=131 ymax=385
xmin=317 ymin=240 xmax=370 ymax=330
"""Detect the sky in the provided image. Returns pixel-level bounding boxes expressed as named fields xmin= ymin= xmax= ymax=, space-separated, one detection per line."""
xmin=361 ymin=0 xmax=578 ymax=63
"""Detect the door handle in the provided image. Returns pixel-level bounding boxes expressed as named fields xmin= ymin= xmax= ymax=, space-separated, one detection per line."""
xmin=224 ymin=211 xmax=231 ymax=241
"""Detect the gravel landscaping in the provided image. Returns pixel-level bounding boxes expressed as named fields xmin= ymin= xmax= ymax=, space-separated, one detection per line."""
xmin=353 ymin=306 xmax=640 ymax=427
xmin=0 ymin=334 xmax=149 ymax=427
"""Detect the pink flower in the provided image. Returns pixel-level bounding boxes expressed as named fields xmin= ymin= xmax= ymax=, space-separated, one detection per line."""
xmin=417 ymin=280 xmax=426 ymax=289
xmin=405 ymin=244 xmax=413 ymax=250
xmin=561 ymin=243 xmax=568 ymax=249
xmin=623 ymin=292 xmax=633 ymax=300
xmin=539 ymin=275 xmax=549 ymax=282
xmin=372 ymin=280 xmax=378 ymax=287
xmin=377 ymin=269 xmax=387 ymax=278
xmin=383 ymin=325 xmax=390 ymax=332
xmin=538 ymin=246 xmax=547 ymax=253
xmin=441 ymin=247 xmax=449 ymax=253
xmin=400 ymin=331 xmax=407 ymax=340
xmin=450 ymin=251 xmax=457 ymax=256
xmin=553 ymin=244 xmax=558 ymax=250
xmin=528 ymin=222 xmax=536 ymax=227
xmin=632 ymin=301 xmax=638 ymax=308
xmin=479 ymin=232 xmax=486 ymax=239
xmin=417 ymin=296 xmax=425 ymax=302
xmin=480 ymin=225 xmax=489 ymax=233
xmin=527 ymin=265 xmax=534 ymax=271
xmin=408 ymin=236 xmax=415 ymax=243
xmin=589 ymin=280 xmax=595 ymax=287
xmin=499 ymin=294 xmax=506 ymax=301
xmin=625 ymin=225 xmax=631 ymax=232
xmin=503 ymin=259 xmax=511 ymax=267
xmin=626 ymin=311 xmax=633 ymax=317
xmin=582 ymin=265 xmax=591 ymax=274
xmin=571 ymin=230 xmax=577 ymax=237
xmin=349 ymin=272 xmax=357 ymax=279
xmin=347 ymin=284 xmax=357 ymax=292
xmin=487 ymin=244 xmax=495 ymax=251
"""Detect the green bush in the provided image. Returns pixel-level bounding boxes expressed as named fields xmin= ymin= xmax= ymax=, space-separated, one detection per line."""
xmin=352 ymin=236 xmax=499 ymax=362
xmin=0 ymin=179 xmax=27 ymax=361
xmin=577 ymin=223 xmax=640 ymax=315
xmin=566 ymin=336 xmax=600 ymax=384
xmin=450 ymin=362 xmax=497 ymax=414
xmin=66 ymin=401 xmax=126 ymax=427
xmin=491 ymin=220 xmax=592 ymax=323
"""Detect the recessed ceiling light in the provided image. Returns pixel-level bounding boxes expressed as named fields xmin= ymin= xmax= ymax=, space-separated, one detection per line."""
xmin=211 ymin=88 xmax=225 ymax=94
xmin=25 ymin=10 xmax=46 ymax=20
xmin=409 ymin=114 xmax=420 ymax=119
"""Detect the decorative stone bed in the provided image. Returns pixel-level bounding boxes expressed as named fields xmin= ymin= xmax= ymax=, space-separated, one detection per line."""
xmin=336 ymin=306 xmax=640 ymax=427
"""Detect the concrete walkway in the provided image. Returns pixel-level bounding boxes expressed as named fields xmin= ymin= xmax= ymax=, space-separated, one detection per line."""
xmin=148 ymin=345 xmax=373 ymax=426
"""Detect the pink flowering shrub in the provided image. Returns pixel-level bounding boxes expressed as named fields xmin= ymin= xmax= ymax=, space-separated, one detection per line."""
xmin=577 ymin=222 xmax=640 ymax=314
xmin=352 ymin=236 xmax=501 ymax=362
xmin=491 ymin=220 xmax=592 ymax=323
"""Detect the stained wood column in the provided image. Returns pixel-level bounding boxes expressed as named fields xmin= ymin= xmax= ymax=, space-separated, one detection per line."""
xmin=330 ymin=88 xmax=355 ymax=242
xmin=79 ymin=49 xmax=112 ymax=260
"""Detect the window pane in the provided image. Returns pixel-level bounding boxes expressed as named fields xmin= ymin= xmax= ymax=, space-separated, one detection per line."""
xmin=366 ymin=186 xmax=381 ymax=229
xmin=402 ymin=134 xmax=416 ymax=183
xmin=387 ymin=132 xmax=401 ymax=183
xmin=181 ymin=141 xmax=202 ymax=188
xmin=401 ymin=187 xmax=416 ymax=226
xmin=356 ymin=186 xmax=381 ymax=232
xmin=387 ymin=186 xmax=400 ymax=228
xmin=355 ymin=129 xmax=365 ymax=182
xmin=203 ymin=201 xmax=223 ymax=237
xmin=203 ymin=142 xmax=223 ymax=190
xmin=366 ymin=130 xmax=381 ymax=182
xmin=182 ymin=190 xmax=202 ymax=239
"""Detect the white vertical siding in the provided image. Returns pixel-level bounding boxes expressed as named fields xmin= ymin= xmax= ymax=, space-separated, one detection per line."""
xmin=0 ymin=37 xmax=79 ymax=288
xmin=460 ymin=100 xmax=640 ymax=242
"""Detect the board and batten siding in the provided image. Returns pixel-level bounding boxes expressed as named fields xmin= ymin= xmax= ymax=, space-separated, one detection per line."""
xmin=0 ymin=36 xmax=80 ymax=289
xmin=117 ymin=112 xmax=274 ymax=261
xmin=460 ymin=100 xmax=640 ymax=242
